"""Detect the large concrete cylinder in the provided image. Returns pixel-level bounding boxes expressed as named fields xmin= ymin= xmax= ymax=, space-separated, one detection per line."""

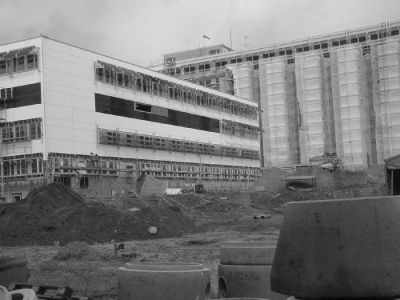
xmin=0 ymin=256 xmax=29 ymax=286
xmin=219 ymin=241 xmax=287 ymax=299
xmin=118 ymin=262 xmax=210 ymax=300
xmin=271 ymin=196 xmax=400 ymax=299
xmin=220 ymin=241 xmax=276 ymax=265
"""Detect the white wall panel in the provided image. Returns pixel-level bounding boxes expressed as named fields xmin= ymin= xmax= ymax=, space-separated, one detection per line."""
xmin=38 ymin=38 xmax=259 ymax=168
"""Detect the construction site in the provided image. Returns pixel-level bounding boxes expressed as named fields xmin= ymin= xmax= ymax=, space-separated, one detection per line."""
xmin=156 ymin=20 xmax=400 ymax=170
xmin=1 ymin=15 xmax=400 ymax=300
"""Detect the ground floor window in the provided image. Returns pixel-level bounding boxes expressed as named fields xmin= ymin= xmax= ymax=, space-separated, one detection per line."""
xmin=80 ymin=176 xmax=89 ymax=189
xmin=12 ymin=193 xmax=22 ymax=202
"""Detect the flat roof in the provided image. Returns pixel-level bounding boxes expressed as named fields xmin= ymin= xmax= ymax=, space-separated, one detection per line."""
xmin=0 ymin=35 xmax=256 ymax=107
xmin=157 ymin=19 xmax=400 ymax=67
xmin=163 ymin=44 xmax=233 ymax=58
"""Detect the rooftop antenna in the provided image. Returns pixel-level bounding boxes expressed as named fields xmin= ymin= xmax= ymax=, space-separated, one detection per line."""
xmin=229 ymin=26 xmax=233 ymax=49
xmin=244 ymin=35 xmax=249 ymax=52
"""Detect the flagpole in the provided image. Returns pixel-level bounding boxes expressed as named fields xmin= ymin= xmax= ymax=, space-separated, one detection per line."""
xmin=202 ymin=35 xmax=211 ymax=48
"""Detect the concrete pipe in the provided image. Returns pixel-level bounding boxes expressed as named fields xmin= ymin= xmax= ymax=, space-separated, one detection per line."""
xmin=8 ymin=289 xmax=37 ymax=300
xmin=218 ymin=264 xmax=287 ymax=300
xmin=220 ymin=241 xmax=276 ymax=265
xmin=0 ymin=286 xmax=10 ymax=300
xmin=118 ymin=262 xmax=210 ymax=300
xmin=0 ymin=256 xmax=29 ymax=286
xmin=214 ymin=298 xmax=268 ymax=300
xmin=219 ymin=241 xmax=287 ymax=300
xmin=271 ymin=196 xmax=400 ymax=299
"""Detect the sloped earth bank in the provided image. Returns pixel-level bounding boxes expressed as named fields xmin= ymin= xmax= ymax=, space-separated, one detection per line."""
xmin=0 ymin=184 xmax=197 ymax=246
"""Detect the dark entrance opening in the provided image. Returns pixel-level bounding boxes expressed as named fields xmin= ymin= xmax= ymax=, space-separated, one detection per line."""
xmin=387 ymin=169 xmax=400 ymax=195
xmin=55 ymin=176 xmax=71 ymax=187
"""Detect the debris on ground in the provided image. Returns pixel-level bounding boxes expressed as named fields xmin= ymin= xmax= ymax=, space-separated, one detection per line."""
xmin=0 ymin=166 xmax=389 ymax=299
xmin=253 ymin=214 xmax=272 ymax=219
xmin=0 ymin=184 xmax=197 ymax=246
xmin=165 ymin=188 xmax=183 ymax=196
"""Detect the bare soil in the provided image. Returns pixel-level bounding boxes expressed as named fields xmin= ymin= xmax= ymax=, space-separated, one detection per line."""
xmin=0 ymin=166 xmax=387 ymax=299
xmin=0 ymin=184 xmax=197 ymax=246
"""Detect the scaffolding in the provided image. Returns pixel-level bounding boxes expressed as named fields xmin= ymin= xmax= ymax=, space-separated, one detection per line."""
xmin=377 ymin=37 xmax=400 ymax=159
xmin=259 ymin=58 xmax=294 ymax=166
xmin=227 ymin=62 xmax=258 ymax=102
xmin=371 ymin=44 xmax=384 ymax=164
xmin=332 ymin=44 xmax=373 ymax=169
xmin=295 ymin=53 xmax=327 ymax=164
xmin=0 ymin=87 xmax=5 ymax=200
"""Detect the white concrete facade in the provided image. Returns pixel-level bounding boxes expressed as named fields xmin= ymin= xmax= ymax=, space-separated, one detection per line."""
xmin=38 ymin=38 xmax=259 ymax=166
xmin=0 ymin=37 xmax=261 ymax=201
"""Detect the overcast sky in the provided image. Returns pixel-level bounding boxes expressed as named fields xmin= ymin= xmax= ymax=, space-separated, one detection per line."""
xmin=1 ymin=0 xmax=400 ymax=67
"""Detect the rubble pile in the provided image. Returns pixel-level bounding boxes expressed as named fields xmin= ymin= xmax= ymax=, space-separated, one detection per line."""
xmin=0 ymin=184 xmax=197 ymax=246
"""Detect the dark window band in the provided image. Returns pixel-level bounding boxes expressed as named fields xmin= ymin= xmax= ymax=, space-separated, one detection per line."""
xmin=95 ymin=93 xmax=220 ymax=133
xmin=0 ymin=83 xmax=41 ymax=109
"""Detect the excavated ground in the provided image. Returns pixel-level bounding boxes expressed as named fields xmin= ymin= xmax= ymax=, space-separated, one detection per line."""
xmin=0 ymin=184 xmax=197 ymax=246
xmin=0 ymin=166 xmax=388 ymax=299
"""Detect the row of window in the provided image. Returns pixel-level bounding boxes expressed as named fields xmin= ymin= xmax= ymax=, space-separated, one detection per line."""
xmin=221 ymin=119 xmax=259 ymax=140
xmin=49 ymin=154 xmax=260 ymax=181
xmin=95 ymin=61 xmax=258 ymax=119
xmin=0 ymin=83 xmax=41 ymax=109
xmin=0 ymin=47 xmax=39 ymax=76
xmin=164 ymin=48 xmax=223 ymax=65
xmin=164 ymin=29 xmax=400 ymax=75
xmin=98 ymin=128 xmax=260 ymax=160
xmin=1 ymin=153 xmax=260 ymax=181
xmin=0 ymin=118 xmax=42 ymax=143
xmin=2 ymin=157 xmax=43 ymax=177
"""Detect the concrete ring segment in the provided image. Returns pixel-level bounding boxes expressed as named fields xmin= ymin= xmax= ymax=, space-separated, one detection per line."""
xmin=271 ymin=196 xmax=400 ymax=299
xmin=0 ymin=256 xmax=29 ymax=287
xmin=220 ymin=241 xmax=276 ymax=265
xmin=218 ymin=264 xmax=286 ymax=299
xmin=118 ymin=262 xmax=210 ymax=300
xmin=0 ymin=286 xmax=10 ymax=300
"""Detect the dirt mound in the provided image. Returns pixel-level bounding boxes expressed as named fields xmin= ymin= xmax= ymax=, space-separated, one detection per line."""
xmin=53 ymin=241 xmax=94 ymax=261
xmin=0 ymin=183 xmax=197 ymax=246
xmin=246 ymin=165 xmax=387 ymax=220
xmin=172 ymin=192 xmax=209 ymax=208
xmin=23 ymin=184 xmax=83 ymax=211
xmin=251 ymin=167 xmax=288 ymax=193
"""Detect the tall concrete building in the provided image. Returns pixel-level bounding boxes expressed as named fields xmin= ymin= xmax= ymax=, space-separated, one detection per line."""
xmin=0 ymin=36 xmax=260 ymax=202
xmin=154 ymin=20 xmax=400 ymax=170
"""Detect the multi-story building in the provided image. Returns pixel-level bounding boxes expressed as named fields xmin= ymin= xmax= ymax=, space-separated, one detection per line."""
xmin=154 ymin=20 xmax=400 ymax=170
xmin=0 ymin=36 xmax=260 ymax=202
